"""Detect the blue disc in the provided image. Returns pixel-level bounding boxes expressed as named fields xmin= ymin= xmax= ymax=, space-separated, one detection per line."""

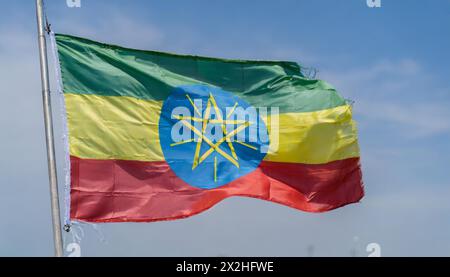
xmin=159 ymin=85 xmax=269 ymax=189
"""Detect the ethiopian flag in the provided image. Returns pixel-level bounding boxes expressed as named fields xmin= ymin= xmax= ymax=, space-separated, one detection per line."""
xmin=54 ymin=34 xmax=363 ymax=223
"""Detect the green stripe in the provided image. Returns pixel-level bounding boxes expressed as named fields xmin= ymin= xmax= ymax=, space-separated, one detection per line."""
xmin=56 ymin=34 xmax=346 ymax=113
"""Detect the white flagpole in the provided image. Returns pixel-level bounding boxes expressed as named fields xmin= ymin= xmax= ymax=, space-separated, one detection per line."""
xmin=35 ymin=0 xmax=64 ymax=257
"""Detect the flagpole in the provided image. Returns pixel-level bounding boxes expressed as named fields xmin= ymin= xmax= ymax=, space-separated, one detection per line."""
xmin=35 ymin=0 xmax=64 ymax=257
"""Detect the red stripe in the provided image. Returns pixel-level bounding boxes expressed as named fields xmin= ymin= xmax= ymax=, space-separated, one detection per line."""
xmin=70 ymin=157 xmax=364 ymax=222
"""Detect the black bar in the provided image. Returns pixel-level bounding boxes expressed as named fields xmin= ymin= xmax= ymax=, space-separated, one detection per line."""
xmin=1 ymin=257 xmax=450 ymax=275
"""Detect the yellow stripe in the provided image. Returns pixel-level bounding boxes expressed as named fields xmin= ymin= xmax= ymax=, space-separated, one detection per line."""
xmin=66 ymin=93 xmax=359 ymax=164
xmin=262 ymin=105 xmax=360 ymax=164
xmin=65 ymin=93 xmax=164 ymax=161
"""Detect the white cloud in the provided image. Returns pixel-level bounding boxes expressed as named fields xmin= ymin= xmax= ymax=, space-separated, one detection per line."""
xmin=320 ymin=59 xmax=450 ymax=138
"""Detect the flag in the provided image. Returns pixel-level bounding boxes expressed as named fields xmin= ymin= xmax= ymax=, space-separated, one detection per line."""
xmin=54 ymin=34 xmax=364 ymax=223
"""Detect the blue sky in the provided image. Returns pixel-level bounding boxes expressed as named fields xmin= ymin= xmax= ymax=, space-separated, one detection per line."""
xmin=1 ymin=0 xmax=450 ymax=256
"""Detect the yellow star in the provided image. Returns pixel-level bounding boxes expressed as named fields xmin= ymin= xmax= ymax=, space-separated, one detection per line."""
xmin=170 ymin=93 xmax=257 ymax=181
